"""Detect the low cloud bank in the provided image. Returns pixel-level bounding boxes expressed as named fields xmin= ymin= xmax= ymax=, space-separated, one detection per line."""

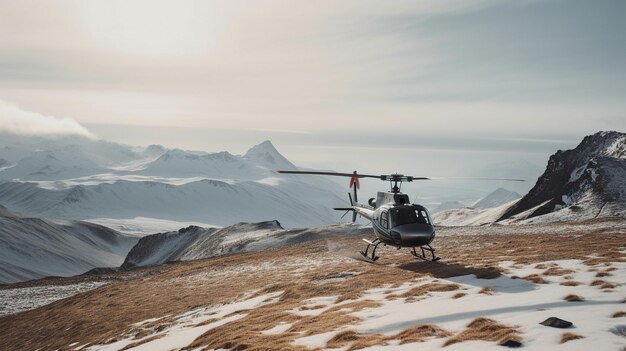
xmin=0 ymin=99 xmax=94 ymax=138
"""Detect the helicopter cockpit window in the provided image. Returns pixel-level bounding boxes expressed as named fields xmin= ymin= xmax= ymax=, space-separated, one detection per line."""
xmin=380 ymin=211 xmax=389 ymax=229
xmin=390 ymin=207 xmax=419 ymax=227
xmin=417 ymin=210 xmax=430 ymax=224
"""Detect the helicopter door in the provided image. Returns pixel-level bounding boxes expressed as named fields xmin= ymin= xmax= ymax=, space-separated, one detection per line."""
xmin=380 ymin=211 xmax=389 ymax=229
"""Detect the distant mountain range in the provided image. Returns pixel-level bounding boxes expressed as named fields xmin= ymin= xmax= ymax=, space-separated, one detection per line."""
xmin=0 ymin=133 xmax=345 ymax=229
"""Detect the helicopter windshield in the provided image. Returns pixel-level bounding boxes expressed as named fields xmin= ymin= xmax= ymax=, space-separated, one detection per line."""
xmin=389 ymin=207 xmax=426 ymax=227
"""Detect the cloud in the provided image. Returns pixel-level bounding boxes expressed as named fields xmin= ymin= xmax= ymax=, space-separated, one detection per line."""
xmin=0 ymin=99 xmax=95 ymax=138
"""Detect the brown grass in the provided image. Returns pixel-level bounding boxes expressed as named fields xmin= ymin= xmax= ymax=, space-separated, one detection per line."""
xmin=452 ymin=292 xmax=467 ymax=299
xmin=0 ymin=222 xmax=623 ymax=351
xmin=560 ymin=280 xmax=582 ymax=286
xmin=601 ymin=282 xmax=617 ymax=289
xmin=590 ymin=280 xmax=617 ymax=289
xmin=519 ymin=274 xmax=548 ymax=284
xmin=386 ymin=282 xmax=459 ymax=300
xmin=564 ymin=294 xmax=585 ymax=302
xmin=612 ymin=311 xmax=626 ymax=318
xmin=560 ymin=332 xmax=584 ymax=344
xmin=326 ymin=324 xmax=450 ymax=350
xmin=542 ymin=267 xmax=575 ymax=276
xmin=595 ymin=271 xmax=612 ymax=277
xmin=479 ymin=286 xmax=495 ymax=295
xmin=443 ymin=317 xmax=522 ymax=347
xmin=326 ymin=330 xmax=360 ymax=348
xmin=396 ymin=324 xmax=451 ymax=344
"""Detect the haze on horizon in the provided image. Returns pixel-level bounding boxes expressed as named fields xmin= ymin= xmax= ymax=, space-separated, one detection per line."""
xmin=0 ymin=0 xmax=624 ymax=184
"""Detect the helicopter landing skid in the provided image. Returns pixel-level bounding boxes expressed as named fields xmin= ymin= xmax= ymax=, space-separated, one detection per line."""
xmin=411 ymin=244 xmax=441 ymax=262
xmin=360 ymin=238 xmax=382 ymax=262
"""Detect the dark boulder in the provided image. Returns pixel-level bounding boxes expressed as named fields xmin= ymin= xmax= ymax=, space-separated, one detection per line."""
xmin=540 ymin=317 xmax=573 ymax=328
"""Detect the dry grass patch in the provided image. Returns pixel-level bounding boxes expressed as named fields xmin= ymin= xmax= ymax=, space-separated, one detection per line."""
xmin=518 ymin=274 xmax=548 ymax=284
xmin=601 ymin=282 xmax=617 ymax=289
xmin=479 ymin=286 xmax=495 ymax=295
xmin=346 ymin=334 xmax=389 ymax=350
xmin=385 ymin=282 xmax=459 ymax=300
xmin=402 ymin=283 xmax=460 ymax=297
xmin=564 ymin=294 xmax=585 ymax=302
xmin=452 ymin=292 xmax=467 ymax=299
xmin=443 ymin=317 xmax=522 ymax=347
xmin=590 ymin=280 xmax=617 ymax=289
xmin=326 ymin=300 xmax=382 ymax=314
xmin=543 ymin=267 xmax=575 ymax=276
xmin=396 ymin=324 xmax=451 ymax=344
xmin=590 ymin=279 xmax=607 ymax=286
xmin=326 ymin=330 xmax=360 ymax=348
xmin=119 ymin=334 xmax=164 ymax=350
xmin=560 ymin=332 xmax=584 ymax=344
xmin=326 ymin=324 xmax=450 ymax=350
xmin=596 ymin=271 xmax=612 ymax=277
xmin=560 ymin=280 xmax=582 ymax=286
xmin=612 ymin=311 xmax=626 ymax=318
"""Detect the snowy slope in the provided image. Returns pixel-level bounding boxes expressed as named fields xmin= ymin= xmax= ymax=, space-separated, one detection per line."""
xmin=121 ymin=222 xmax=369 ymax=269
xmin=432 ymin=201 xmax=467 ymax=214
xmin=0 ymin=150 xmax=104 ymax=181
xmin=0 ymin=205 xmax=138 ymax=284
xmin=433 ymin=200 xmax=518 ymax=227
xmin=472 ymin=188 xmax=521 ymax=209
xmin=0 ymin=177 xmax=344 ymax=228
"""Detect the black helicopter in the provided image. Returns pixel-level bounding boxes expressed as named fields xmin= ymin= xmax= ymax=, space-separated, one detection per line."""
xmin=278 ymin=170 xmax=524 ymax=262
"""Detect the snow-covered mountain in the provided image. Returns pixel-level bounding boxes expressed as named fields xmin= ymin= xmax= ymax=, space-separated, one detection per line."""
xmin=498 ymin=131 xmax=625 ymax=222
xmin=0 ymin=134 xmax=345 ymax=228
xmin=432 ymin=201 xmax=466 ymax=214
xmin=137 ymin=149 xmax=268 ymax=179
xmin=472 ymin=188 xmax=521 ymax=209
xmin=0 ymin=150 xmax=104 ymax=181
xmin=0 ymin=205 xmax=138 ymax=284
xmin=0 ymin=178 xmax=343 ymax=228
xmin=121 ymin=221 xmax=368 ymax=269
xmin=435 ymin=131 xmax=625 ymax=226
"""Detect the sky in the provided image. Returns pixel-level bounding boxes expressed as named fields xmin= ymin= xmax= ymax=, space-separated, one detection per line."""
xmin=0 ymin=0 xmax=624 ymax=192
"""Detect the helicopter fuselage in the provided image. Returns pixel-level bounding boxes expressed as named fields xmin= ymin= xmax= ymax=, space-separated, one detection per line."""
xmin=355 ymin=191 xmax=435 ymax=248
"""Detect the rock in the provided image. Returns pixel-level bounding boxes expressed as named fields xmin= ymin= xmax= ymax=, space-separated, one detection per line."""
xmin=500 ymin=339 xmax=522 ymax=347
xmin=540 ymin=317 xmax=573 ymax=328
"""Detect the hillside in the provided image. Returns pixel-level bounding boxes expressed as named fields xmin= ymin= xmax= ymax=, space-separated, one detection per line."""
xmin=499 ymin=131 xmax=625 ymax=222
xmin=435 ymin=131 xmax=625 ymax=226
xmin=121 ymin=221 xmax=369 ymax=269
xmin=0 ymin=219 xmax=624 ymax=350
xmin=0 ymin=205 xmax=137 ymax=284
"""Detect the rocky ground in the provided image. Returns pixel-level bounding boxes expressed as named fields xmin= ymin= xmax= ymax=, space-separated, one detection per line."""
xmin=1 ymin=219 xmax=625 ymax=351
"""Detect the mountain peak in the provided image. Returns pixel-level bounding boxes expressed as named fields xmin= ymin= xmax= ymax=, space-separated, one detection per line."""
xmin=244 ymin=140 xmax=296 ymax=170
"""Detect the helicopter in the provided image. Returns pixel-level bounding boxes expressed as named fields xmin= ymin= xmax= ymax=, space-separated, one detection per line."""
xmin=277 ymin=170 xmax=525 ymax=262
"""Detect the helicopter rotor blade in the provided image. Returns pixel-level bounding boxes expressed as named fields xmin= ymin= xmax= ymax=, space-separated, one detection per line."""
xmin=278 ymin=170 xmax=525 ymax=183
xmin=352 ymin=211 xmax=357 ymax=223
xmin=340 ymin=210 xmax=350 ymax=219
xmin=424 ymin=176 xmax=526 ymax=182
xmin=277 ymin=170 xmax=383 ymax=179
